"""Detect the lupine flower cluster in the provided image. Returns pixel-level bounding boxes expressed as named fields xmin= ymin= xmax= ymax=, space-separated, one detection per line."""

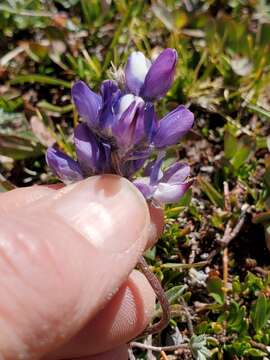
xmin=46 ymin=48 xmax=194 ymax=205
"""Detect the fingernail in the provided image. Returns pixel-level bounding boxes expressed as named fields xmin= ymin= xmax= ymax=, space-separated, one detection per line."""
xmin=51 ymin=175 xmax=149 ymax=252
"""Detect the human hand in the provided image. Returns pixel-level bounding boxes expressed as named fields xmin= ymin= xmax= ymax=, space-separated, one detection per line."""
xmin=0 ymin=175 xmax=163 ymax=360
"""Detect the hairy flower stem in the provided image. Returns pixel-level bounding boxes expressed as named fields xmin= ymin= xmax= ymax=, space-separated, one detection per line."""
xmin=136 ymin=256 xmax=170 ymax=337
xmin=110 ymin=150 xmax=170 ymax=336
xmin=111 ymin=151 xmax=123 ymax=176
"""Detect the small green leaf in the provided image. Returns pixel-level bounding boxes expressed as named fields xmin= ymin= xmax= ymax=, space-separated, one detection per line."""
xmin=156 ymin=285 xmax=187 ymax=312
xmin=177 ymin=188 xmax=192 ymax=206
xmin=226 ymin=301 xmax=248 ymax=334
xmin=197 ymin=176 xmax=224 ymax=208
xmin=151 ymin=2 xmax=175 ymax=31
xmin=247 ymin=103 xmax=270 ymax=120
xmin=251 ymin=295 xmax=270 ymax=332
xmin=37 ymin=101 xmax=73 ymax=114
xmin=0 ymin=97 xmax=23 ymax=112
xmin=10 ymin=75 xmax=71 ymax=88
xmin=224 ymin=128 xmax=238 ymax=160
xmin=224 ymin=124 xmax=256 ymax=170
xmin=243 ymin=272 xmax=264 ymax=293
xmin=144 ymin=247 xmax=156 ymax=261
xmin=243 ymin=348 xmax=267 ymax=357
xmin=230 ymin=135 xmax=255 ymax=169
xmin=0 ymin=132 xmax=43 ymax=160
xmin=190 ymin=335 xmax=212 ymax=360
xmin=207 ymin=276 xmax=224 ymax=305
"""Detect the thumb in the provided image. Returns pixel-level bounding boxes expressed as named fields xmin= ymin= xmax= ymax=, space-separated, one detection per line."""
xmin=0 ymin=175 xmax=150 ymax=360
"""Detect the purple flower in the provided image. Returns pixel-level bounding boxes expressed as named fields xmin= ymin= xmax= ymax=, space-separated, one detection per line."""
xmin=112 ymin=94 xmax=147 ymax=150
xmin=46 ymin=147 xmax=83 ymax=183
xmin=153 ymin=105 xmax=194 ymax=149
xmin=71 ymin=81 xmax=156 ymax=153
xmin=112 ymin=96 xmax=158 ymax=150
xmin=46 ymin=48 xmax=195 ymax=207
xmin=134 ymin=157 xmax=192 ymax=205
xmin=71 ymin=79 xmax=122 ymax=131
xmin=125 ymin=48 xmax=178 ymax=101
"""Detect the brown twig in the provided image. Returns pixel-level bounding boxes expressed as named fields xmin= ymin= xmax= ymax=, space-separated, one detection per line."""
xmin=180 ymin=297 xmax=194 ymax=336
xmin=207 ymin=208 xmax=248 ymax=263
xmin=250 ymin=339 xmax=270 ymax=353
xmin=145 ymin=334 xmax=154 ymax=360
xmin=222 ymin=247 xmax=229 ymax=302
xmin=254 ymin=266 xmax=270 ymax=276
xmin=130 ymin=341 xmax=189 ymax=352
xmin=128 ymin=348 xmax=136 ymax=360
xmin=136 ymin=256 xmax=170 ymax=337
xmin=223 ymin=181 xmax=231 ymax=213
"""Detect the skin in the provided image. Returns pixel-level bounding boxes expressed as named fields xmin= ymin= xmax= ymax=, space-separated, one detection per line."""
xmin=0 ymin=175 xmax=164 ymax=360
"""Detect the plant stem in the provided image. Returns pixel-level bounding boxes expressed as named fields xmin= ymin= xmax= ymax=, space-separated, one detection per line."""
xmin=136 ymin=256 xmax=170 ymax=337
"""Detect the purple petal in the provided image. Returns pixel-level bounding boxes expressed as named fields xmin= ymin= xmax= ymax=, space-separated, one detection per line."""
xmin=113 ymin=95 xmax=144 ymax=150
xmin=116 ymin=94 xmax=137 ymax=118
xmin=99 ymin=141 xmax=112 ymax=172
xmin=74 ymin=123 xmax=100 ymax=175
xmin=133 ymin=103 xmax=146 ymax=145
xmin=100 ymin=80 xmax=119 ymax=102
xmin=121 ymin=149 xmax=150 ymax=177
xmin=112 ymin=100 xmax=136 ymax=149
xmin=144 ymin=103 xmax=158 ymax=142
xmin=141 ymin=48 xmax=178 ymax=101
xmin=128 ymin=149 xmax=151 ymax=162
xmin=153 ymin=105 xmax=194 ymax=149
xmin=46 ymin=147 xmax=83 ymax=183
xmin=125 ymin=52 xmax=151 ymax=95
xmin=133 ymin=178 xmax=154 ymax=199
xmin=71 ymin=81 xmax=102 ymax=128
xmin=153 ymin=181 xmax=192 ymax=204
xmin=99 ymin=80 xmax=121 ymax=128
xmin=150 ymin=152 xmax=165 ymax=186
xmin=144 ymin=159 xmax=156 ymax=177
xmin=122 ymin=158 xmax=146 ymax=178
xmin=162 ymin=163 xmax=190 ymax=184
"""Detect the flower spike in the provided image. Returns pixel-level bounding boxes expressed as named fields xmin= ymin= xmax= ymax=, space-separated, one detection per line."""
xmin=47 ymin=48 xmax=194 ymax=206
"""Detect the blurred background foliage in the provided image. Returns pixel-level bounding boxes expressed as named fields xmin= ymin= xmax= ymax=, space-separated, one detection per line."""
xmin=1 ymin=0 xmax=270 ymax=358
